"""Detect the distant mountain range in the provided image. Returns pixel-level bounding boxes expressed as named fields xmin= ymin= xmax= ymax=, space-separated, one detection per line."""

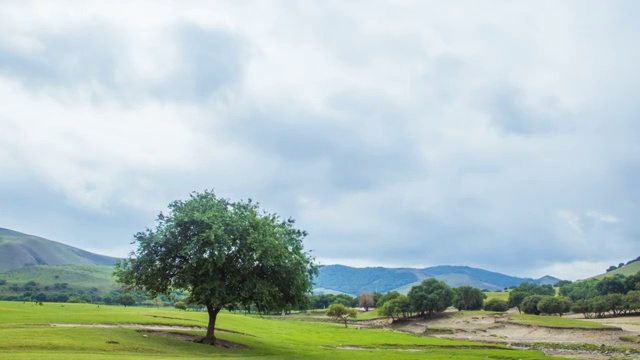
xmin=0 ymin=227 xmax=560 ymax=295
xmin=314 ymin=264 xmax=560 ymax=295
xmin=0 ymin=228 xmax=119 ymax=273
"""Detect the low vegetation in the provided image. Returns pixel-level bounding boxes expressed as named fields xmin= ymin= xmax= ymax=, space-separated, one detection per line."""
xmin=0 ymin=301 xmax=562 ymax=359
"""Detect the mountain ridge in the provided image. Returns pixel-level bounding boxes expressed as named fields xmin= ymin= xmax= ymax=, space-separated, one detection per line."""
xmin=0 ymin=227 xmax=560 ymax=295
xmin=314 ymin=264 xmax=560 ymax=295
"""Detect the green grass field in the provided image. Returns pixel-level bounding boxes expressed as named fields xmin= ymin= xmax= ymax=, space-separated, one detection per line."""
xmin=484 ymin=291 xmax=509 ymax=301
xmin=0 ymin=301 xmax=565 ymax=359
xmin=591 ymin=261 xmax=640 ymax=280
xmin=509 ymin=314 xmax=616 ymax=329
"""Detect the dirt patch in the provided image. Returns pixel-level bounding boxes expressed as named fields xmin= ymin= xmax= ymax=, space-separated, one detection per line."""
xmin=49 ymin=323 xmax=254 ymax=336
xmin=137 ymin=330 xmax=248 ymax=349
xmin=390 ymin=313 xmax=640 ymax=360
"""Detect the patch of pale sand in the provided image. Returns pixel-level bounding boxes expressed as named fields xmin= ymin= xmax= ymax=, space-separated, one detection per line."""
xmin=392 ymin=313 xmax=640 ymax=360
xmin=581 ymin=316 xmax=640 ymax=333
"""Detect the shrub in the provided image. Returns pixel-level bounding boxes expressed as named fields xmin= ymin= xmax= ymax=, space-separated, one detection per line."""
xmin=521 ymin=295 xmax=544 ymax=315
xmin=483 ymin=298 xmax=509 ymax=312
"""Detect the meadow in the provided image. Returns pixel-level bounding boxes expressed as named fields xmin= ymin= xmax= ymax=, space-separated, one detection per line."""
xmin=0 ymin=301 xmax=565 ymax=359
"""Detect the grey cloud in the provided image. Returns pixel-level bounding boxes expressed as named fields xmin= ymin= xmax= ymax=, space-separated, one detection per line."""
xmin=0 ymin=23 xmax=246 ymax=103
xmin=151 ymin=24 xmax=247 ymax=102
xmin=0 ymin=25 xmax=120 ymax=91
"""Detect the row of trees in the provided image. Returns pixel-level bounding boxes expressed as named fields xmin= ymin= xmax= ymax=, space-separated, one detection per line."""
xmin=570 ymin=291 xmax=640 ymax=318
xmin=376 ymin=280 xmax=500 ymax=320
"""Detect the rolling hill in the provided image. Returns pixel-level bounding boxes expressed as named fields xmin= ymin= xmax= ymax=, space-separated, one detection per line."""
xmin=314 ymin=264 xmax=560 ymax=295
xmin=0 ymin=227 xmax=562 ymax=297
xmin=590 ymin=258 xmax=640 ymax=280
xmin=0 ymin=228 xmax=119 ymax=273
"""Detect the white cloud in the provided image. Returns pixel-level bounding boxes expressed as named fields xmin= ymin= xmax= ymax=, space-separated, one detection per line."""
xmin=0 ymin=1 xmax=639 ymax=280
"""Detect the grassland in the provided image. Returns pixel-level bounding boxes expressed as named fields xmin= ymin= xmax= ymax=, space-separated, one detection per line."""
xmin=0 ymin=265 xmax=115 ymax=290
xmin=591 ymin=261 xmax=640 ymax=280
xmin=484 ymin=291 xmax=509 ymax=301
xmin=0 ymin=301 xmax=565 ymax=359
xmin=509 ymin=314 xmax=617 ymax=329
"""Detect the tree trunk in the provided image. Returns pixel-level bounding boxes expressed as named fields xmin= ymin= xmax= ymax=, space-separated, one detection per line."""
xmin=199 ymin=304 xmax=221 ymax=345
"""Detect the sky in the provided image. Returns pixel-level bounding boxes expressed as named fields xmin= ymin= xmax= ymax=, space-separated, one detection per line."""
xmin=1 ymin=1 xmax=639 ymax=281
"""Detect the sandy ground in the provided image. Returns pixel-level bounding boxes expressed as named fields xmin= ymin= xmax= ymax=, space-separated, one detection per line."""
xmin=389 ymin=312 xmax=640 ymax=359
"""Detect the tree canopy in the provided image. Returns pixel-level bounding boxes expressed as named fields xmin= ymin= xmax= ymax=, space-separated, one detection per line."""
xmin=115 ymin=191 xmax=317 ymax=344
xmin=407 ymin=278 xmax=453 ymax=317
xmin=452 ymin=286 xmax=485 ymax=311
xmin=326 ymin=303 xmax=357 ymax=327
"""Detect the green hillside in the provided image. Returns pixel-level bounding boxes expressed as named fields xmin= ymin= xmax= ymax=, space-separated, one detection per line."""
xmin=0 ymin=228 xmax=119 ymax=273
xmin=0 ymin=265 xmax=118 ymax=300
xmin=0 ymin=264 xmax=115 ymax=290
xmin=591 ymin=260 xmax=640 ymax=280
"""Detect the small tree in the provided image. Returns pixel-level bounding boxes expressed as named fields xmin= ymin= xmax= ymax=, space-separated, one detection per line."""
xmin=537 ymin=296 xmax=572 ymax=316
xmin=117 ymin=293 xmax=136 ymax=307
xmin=483 ymin=298 xmax=509 ymax=312
xmin=508 ymin=291 xmax=528 ymax=313
xmin=521 ymin=295 xmax=544 ymax=315
xmin=174 ymin=301 xmax=188 ymax=311
xmin=326 ymin=303 xmax=357 ymax=327
xmin=358 ymin=292 xmax=374 ymax=311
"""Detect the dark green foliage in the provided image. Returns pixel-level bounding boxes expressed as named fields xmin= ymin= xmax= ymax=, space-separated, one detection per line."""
xmin=452 ymin=286 xmax=485 ymax=311
xmin=559 ymin=279 xmax=600 ymax=300
xmin=376 ymin=291 xmax=401 ymax=308
xmin=509 ymin=282 xmax=555 ymax=313
xmin=378 ymin=295 xmax=411 ymax=319
xmin=309 ymin=294 xmax=335 ymax=309
xmin=332 ymin=294 xmax=357 ymax=307
xmin=508 ymin=291 xmax=528 ymax=313
xmin=0 ymin=279 xmax=6 ymax=286
xmin=624 ymin=273 xmax=640 ymax=292
xmin=537 ymin=296 xmax=572 ymax=316
xmin=115 ymin=191 xmax=317 ymax=344
xmin=597 ymin=276 xmax=626 ymax=295
xmin=483 ymin=298 xmax=509 ymax=312
xmin=117 ymin=293 xmax=136 ymax=307
xmin=174 ymin=301 xmax=187 ymax=310
xmin=521 ymin=295 xmax=544 ymax=315
xmin=625 ymin=291 xmax=640 ymax=312
xmin=407 ymin=278 xmax=453 ymax=317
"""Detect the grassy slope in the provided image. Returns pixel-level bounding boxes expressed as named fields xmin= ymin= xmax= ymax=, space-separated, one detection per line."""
xmin=0 ymin=301 xmax=563 ymax=359
xmin=0 ymin=228 xmax=119 ymax=273
xmin=590 ymin=261 xmax=640 ymax=280
xmin=0 ymin=265 xmax=116 ymax=294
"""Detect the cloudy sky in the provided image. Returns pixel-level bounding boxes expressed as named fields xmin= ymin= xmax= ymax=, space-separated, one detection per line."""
xmin=1 ymin=1 xmax=638 ymax=280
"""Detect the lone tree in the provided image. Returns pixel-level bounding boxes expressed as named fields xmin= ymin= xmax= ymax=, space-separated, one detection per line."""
xmin=358 ymin=292 xmax=375 ymax=311
xmin=117 ymin=293 xmax=136 ymax=307
xmin=326 ymin=303 xmax=357 ymax=327
xmin=115 ymin=191 xmax=318 ymax=345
